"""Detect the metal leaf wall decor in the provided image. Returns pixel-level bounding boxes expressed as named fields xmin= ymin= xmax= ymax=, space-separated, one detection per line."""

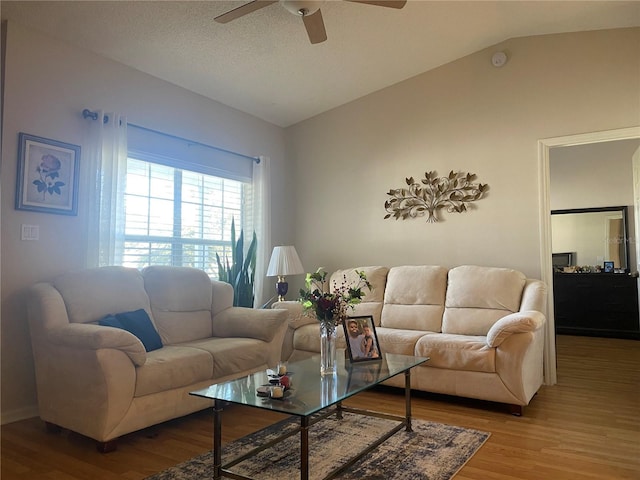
xmin=384 ymin=170 xmax=489 ymax=223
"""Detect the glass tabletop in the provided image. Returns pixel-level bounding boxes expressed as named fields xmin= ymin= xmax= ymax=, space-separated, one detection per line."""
xmin=190 ymin=352 xmax=428 ymax=417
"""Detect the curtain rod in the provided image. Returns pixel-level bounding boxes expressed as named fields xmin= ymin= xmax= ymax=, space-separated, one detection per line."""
xmin=82 ymin=109 xmax=260 ymax=164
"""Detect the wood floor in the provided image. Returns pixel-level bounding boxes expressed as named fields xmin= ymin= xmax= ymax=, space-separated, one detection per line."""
xmin=1 ymin=335 xmax=638 ymax=479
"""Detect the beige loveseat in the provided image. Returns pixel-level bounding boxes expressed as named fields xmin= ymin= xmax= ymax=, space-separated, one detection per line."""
xmin=26 ymin=265 xmax=288 ymax=452
xmin=275 ymin=265 xmax=547 ymax=415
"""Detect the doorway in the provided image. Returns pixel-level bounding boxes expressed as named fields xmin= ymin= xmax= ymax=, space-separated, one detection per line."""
xmin=538 ymin=126 xmax=640 ymax=385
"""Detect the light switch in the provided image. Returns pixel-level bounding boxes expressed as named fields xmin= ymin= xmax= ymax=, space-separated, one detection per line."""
xmin=21 ymin=224 xmax=39 ymax=241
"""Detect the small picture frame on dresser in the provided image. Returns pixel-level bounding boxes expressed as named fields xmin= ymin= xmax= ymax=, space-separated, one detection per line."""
xmin=603 ymin=261 xmax=614 ymax=273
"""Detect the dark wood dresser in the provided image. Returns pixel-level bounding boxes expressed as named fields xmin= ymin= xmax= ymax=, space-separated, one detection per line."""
xmin=553 ymin=272 xmax=640 ymax=339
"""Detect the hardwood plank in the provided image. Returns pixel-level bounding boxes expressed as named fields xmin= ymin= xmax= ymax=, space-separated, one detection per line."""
xmin=1 ymin=335 xmax=638 ymax=479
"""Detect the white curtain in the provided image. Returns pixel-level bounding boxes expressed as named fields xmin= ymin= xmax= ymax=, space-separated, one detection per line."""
xmin=86 ymin=111 xmax=128 ymax=267
xmin=252 ymin=155 xmax=271 ymax=308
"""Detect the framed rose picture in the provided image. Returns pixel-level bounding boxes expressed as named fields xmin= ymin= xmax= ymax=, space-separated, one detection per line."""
xmin=15 ymin=133 xmax=80 ymax=215
xmin=342 ymin=315 xmax=382 ymax=363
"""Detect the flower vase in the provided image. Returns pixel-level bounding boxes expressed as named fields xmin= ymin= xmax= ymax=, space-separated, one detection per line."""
xmin=319 ymin=319 xmax=337 ymax=376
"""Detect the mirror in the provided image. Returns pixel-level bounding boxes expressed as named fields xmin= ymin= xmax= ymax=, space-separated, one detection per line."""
xmin=551 ymin=206 xmax=629 ymax=271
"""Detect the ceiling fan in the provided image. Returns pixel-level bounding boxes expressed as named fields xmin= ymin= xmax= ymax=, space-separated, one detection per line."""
xmin=214 ymin=0 xmax=407 ymax=44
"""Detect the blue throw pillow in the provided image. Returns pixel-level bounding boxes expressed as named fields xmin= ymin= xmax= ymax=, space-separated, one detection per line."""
xmin=99 ymin=314 xmax=122 ymax=329
xmin=99 ymin=309 xmax=163 ymax=352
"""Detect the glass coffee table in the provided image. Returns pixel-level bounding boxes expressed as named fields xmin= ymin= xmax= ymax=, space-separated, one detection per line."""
xmin=190 ymin=352 xmax=428 ymax=480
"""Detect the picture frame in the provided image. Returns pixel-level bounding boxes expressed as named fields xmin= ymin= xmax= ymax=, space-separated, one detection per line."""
xmin=15 ymin=132 xmax=80 ymax=216
xmin=342 ymin=315 xmax=382 ymax=363
xmin=603 ymin=261 xmax=614 ymax=273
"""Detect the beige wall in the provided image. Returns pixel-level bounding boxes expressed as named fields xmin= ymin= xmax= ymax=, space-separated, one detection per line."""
xmin=0 ymin=22 xmax=289 ymax=422
xmin=286 ymin=28 xmax=639 ymax=289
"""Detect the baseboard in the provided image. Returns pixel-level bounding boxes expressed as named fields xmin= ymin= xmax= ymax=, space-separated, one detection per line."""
xmin=1 ymin=405 xmax=39 ymax=425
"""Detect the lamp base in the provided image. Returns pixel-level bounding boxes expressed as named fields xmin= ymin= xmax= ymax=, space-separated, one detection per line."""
xmin=276 ymin=276 xmax=289 ymax=302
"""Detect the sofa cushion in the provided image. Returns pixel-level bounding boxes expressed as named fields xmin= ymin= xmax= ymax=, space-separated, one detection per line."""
xmin=53 ymin=266 xmax=151 ymax=324
xmin=330 ymin=266 xmax=388 ymax=303
xmin=134 ymin=345 xmax=214 ymax=397
xmin=181 ymin=337 xmax=272 ymax=378
xmin=381 ymin=266 xmax=448 ymax=331
xmin=330 ymin=266 xmax=389 ymax=326
xmin=375 ymin=327 xmax=427 ymax=356
xmin=143 ymin=266 xmax=214 ymax=344
xmin=442 ymin=265 xmax=526 ymax=336
xmin=415 ymin=333 xmax=495 ymax=373
xmin=99 ymin=309 xmax=163 ymax=352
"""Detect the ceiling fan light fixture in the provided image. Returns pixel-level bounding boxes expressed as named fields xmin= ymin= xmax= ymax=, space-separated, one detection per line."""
xmin=282 ymin=0 xmax=323 ymax=16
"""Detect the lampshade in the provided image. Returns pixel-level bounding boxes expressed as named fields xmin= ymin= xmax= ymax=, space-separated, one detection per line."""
xmin=266 ymin=246 xmax=304 ymax=277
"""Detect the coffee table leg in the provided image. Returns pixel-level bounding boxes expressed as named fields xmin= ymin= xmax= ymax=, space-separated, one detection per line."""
xmin=301 ymin=416 xmax=309 ymax=480
xmin=213 ymin=399 xmax=223 ymax=479
xmin=404 ymin=369 xmax=413 ymax=432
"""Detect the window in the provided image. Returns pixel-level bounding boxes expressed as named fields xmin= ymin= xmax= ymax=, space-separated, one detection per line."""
xmin=120 ymin=155 xmax=251 ymax=277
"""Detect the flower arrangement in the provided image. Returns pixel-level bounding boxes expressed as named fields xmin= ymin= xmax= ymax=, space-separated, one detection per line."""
xmin=299 ymin=268 xmax=372 ymax=325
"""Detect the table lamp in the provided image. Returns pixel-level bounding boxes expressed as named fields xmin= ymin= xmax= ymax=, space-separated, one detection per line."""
xmin=266 ymin=246 xmax=304 ymax=301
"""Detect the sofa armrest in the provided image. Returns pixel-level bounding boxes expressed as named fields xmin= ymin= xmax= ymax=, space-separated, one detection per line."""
xmin=272 ymin=301 xmax=318 ymax=361
xmin=47 ymin=323 xmax=147 ymax=366
xmin=272 ymin=301 xmax=318 ymax=329
xmin=213 ymin=307 xmax=288 ymax=342
xmin=486 ymin=311 xmax=546 ymax=347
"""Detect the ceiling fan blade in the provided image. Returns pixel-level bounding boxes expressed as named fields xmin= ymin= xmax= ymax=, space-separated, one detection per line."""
xmin=345 ymin=0 xmax=407 ymax=8
xmin=302 ymin=9 xmax=327 ymax=44
xmin=214 ymin=0 xmax=278 ymax=24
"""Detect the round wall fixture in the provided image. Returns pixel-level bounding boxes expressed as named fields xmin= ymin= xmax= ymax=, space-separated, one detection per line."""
xmin=491 ymin=51 xmax=508 ymax=67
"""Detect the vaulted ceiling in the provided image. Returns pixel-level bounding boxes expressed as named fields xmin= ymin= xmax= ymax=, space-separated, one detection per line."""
xmin=2 ymin=1 xmax=639 ymax=127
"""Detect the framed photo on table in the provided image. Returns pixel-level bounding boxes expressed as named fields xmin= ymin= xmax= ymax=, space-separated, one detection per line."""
xmin=603 ymin=261 xmax=614 ymax=273
xmin=15 ymin=133 xmax=80 ymax=216
xmin=342 ymin=315 xmax=382 ymax=363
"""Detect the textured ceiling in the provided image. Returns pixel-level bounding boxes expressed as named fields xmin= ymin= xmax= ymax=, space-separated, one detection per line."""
xmin=2 ymin=1 xmax=639 ymax=127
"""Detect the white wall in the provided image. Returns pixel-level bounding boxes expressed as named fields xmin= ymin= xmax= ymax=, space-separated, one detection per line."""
xmin=0 ymin=21 xmax=289 ymax=422
xmin=549 ymin=139 xmax=639 ymax=269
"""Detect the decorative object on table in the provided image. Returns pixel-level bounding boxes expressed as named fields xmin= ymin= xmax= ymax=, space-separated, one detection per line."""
xmin=604 ymin=261 xmax=614 ymax=273
xmin=299 ymin=268 xmax=371 ymax=376
xmin=266 ymin=246 xmax=304 ymax=301
xmin=343 ymin=315 xmax=382 ymax=363
xmin=15 ymin=132 xmax=81 ymax=216
xmin=144 ymin=412 xmax=490 ymax=480
xmin=215 ymin=218 xmax=257 ymax=307
xmin=266 ymin=362 xmax=288 ymax=384
xmin=255 ymin=381 xmax=290 ymax=399
xmin=384 ymin=170 xmax=489 ymax=223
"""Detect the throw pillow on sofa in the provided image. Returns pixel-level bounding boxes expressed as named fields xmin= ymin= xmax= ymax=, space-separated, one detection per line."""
xmin=99 ymin=309 xmax=163 ymax=352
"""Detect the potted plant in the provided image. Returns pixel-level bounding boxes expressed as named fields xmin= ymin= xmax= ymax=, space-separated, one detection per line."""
xmin=215 ymin=218 xmax=257 ymax=308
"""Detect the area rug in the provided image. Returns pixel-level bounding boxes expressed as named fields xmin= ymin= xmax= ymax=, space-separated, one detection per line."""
xmin=146 ymin=412 xmax=490 ymax=480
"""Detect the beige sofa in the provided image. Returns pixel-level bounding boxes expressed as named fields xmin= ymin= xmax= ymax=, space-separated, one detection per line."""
xmin=275 ymin=265 xmax=547 ymax=415
xmin=26 ymin=265 xmax=288 ymax=452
